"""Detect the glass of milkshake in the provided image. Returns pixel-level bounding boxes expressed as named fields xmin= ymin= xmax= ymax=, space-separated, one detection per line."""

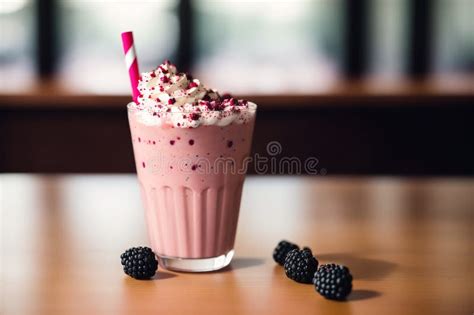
xmin=127 ymin=61 xmax=256 ymax=272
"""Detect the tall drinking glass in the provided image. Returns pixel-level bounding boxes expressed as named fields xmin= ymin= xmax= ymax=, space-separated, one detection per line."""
xmin=128 ymin=106 xmax=256 ymax=272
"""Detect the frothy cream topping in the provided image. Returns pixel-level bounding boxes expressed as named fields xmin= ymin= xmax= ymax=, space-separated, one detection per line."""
xmin=128 ymin=60 xmax=256 ymax=128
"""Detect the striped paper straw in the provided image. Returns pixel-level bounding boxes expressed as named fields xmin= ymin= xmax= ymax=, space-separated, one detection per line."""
xmin=121 ymin=31 xmax=140 ymax=103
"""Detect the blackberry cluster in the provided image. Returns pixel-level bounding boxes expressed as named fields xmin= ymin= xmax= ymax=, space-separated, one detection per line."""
xmin=272 ymin=240 xmax=354 ymax=300
xmin=273 ymin=240 xmax=299 ymax=266
xmin=120 ymin=246 xmax=158 ymax=280
xmin=283 ymin=248 xmax=319 ymax=284
xmin=314 ymin=264 xmax=353 ymax=300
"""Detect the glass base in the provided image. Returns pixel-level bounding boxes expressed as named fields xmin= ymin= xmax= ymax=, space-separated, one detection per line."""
xmin=157 ymin=250 xmax=234 ymax=272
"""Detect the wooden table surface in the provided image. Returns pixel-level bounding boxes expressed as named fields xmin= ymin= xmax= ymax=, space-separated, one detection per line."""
xmin=1 ymin=175 xmax=473 ymax=315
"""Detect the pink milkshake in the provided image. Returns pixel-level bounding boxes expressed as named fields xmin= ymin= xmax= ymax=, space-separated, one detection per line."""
xmin=127 ymin=61 xmax=256 ymax=272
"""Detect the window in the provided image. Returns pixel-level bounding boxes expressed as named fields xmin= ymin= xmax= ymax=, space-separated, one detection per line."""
xmin=368 ymin=0 xmax=407 ymax=78
xmin=0 ymin=0 xmax=35 ymax=92
xmin=193 ymin=0 xmax=343 ymax=94
xmin=58 ymin=0 xmax=178 ymax=94
xmin=0 ymin=0 xmax=472 ymax=95
xmin=434 ymin=0 xmax=474 ymax=74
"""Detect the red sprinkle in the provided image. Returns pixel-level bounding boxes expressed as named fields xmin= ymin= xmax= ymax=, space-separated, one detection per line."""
xmin=138 ymin=137 xmax=141 ymax=142
xmin=142 ymin=162 xmax=146 ymax=168
xmin=190 ymin=113 xmax=200 ymax=121
xmin=189 ymin=139 xmax=194 ymax=145
xmin=188 ymin=82 xmax=198 ymax=89
xmin=227 ymin=140 xmax=233 ymax=148
xmin=191 ymin=165 xmax=197 ymax=171
xmin=170 ymin=140 xmax=175 ymax=145
xmin=168 ymin=98 xmax=176 ymax=105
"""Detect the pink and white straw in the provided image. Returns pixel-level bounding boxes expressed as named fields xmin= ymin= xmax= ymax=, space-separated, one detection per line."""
xmin=121 ymin=31 xmax=140 ymax=103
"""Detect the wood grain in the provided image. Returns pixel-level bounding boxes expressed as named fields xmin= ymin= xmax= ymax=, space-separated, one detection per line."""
xmin=1 ymin=175 xmax=473 ymax=314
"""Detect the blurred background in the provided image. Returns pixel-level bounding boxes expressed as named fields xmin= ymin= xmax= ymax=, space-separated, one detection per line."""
xmin=0 ymin=0 xmax=473 ymax=175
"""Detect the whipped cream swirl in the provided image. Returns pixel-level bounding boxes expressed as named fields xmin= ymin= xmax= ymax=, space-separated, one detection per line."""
xmin=128 ymin=60 xmax=256 ymax=128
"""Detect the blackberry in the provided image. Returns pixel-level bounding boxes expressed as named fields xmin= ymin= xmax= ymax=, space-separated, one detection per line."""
xmin=273 ymin=240 xmax=299 ymax=266
xmin=284 ymin=249 xmax=319 ymax=283
xmin=314 ymin=264 xmax=353 ymax=300
xmin=120 ymin=246 xmax=158 ymax=280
